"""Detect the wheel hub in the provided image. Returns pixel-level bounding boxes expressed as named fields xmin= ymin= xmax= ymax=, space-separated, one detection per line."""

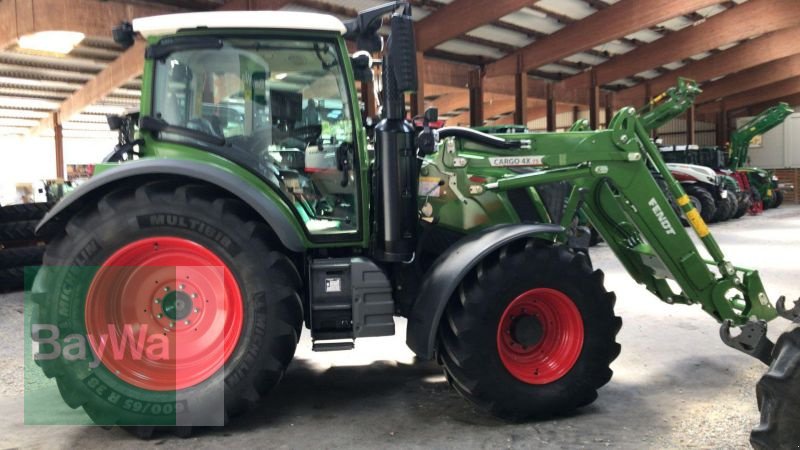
xmin=162 ymin=290 xmax=192 ymax=321
xmin=509 ymin=315 xmax=543 ymax=347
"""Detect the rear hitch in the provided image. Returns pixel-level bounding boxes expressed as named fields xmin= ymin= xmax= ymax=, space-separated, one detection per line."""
xmin=776 ymin=295 xmax=800 ymax=322
xmin=720 ymin=319 xmax=774 ymax=365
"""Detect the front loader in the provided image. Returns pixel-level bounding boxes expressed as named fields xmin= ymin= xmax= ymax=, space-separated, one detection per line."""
xmin=28 ymin=3 xmax=799 ymax=448
xmin=728 ymin=103 xmax=793 ymax=211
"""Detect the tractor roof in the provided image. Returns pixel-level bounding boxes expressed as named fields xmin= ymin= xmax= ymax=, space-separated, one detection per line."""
xmin=133 ymin=11 xmax=346 ymax=38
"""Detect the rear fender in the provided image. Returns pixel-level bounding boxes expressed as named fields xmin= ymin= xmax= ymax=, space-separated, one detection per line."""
xmin=36 ymin=159 xmax=305 ymax=252
xmin=405 ymin=223 xmax=563 ymax=359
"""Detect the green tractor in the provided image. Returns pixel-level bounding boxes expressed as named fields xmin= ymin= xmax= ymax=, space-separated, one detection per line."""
xmin=728 ymin=103 xmax=794 ymax=211
xmin=29 ymin=4 xmax=800 ymax=447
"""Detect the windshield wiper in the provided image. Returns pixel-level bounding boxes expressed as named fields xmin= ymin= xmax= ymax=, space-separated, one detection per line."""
xmin=139 ymin=116 xmax=226 ymax=147
xmin=145 ymin=36 xmax=223 ymax=60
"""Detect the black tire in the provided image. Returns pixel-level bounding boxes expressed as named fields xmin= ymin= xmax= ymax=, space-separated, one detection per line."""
xmin=589 ymin=226 xmax=601 ymax=247
xmin=0 ymin=245 xmax=44 ymax=269
xmin=0 ymin=220 xmax=37 ymax=243
xmin=773 ymin=189 xmax=784 ymax=209
xmin=751 ymin=327 xmax=800 ymax=450
xmin=733 ymin=192 xmax=750 ymax=219
xmin=438 ymin=242 xmax=621 ymax=420
xmin=31 ymin=180 xmax=303 ymax=436
xmin=724 ymin=193 xmax=738 ymax=221
xmin=684 ymin=185 xmax=717 ymax=223
xmin=0 ymin=202 xmax=50 ymax=222
xmin=0 ymin=266 xmax=24 ymax=292
xmin=712 ymin=192 xmax=735 ymax=223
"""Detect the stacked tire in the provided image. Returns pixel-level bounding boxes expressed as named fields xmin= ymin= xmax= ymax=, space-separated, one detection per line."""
xmin=0 ymin=203 xmax=49 ymax=292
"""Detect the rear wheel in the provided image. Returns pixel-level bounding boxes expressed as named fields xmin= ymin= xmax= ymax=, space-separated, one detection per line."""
xmin=773 ymin=189 xmax=784 ymax=208
xmin=751 ymin=327 xmax=800 ymax=449
xmin=438 ymin=242 xmax=621 ymax=420
xmin=733 ymin=192 xmax=750 ymax=219
xmin=684 ymin=185 xmax=717 ymax=223
xmin=32 ymin=181 xmax=302 ymax=435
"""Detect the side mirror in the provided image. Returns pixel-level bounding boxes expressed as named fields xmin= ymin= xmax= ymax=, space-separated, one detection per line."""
xmin=106 ymin=114 xmax=124 ymax=131
xmin=351 ymin=51 xmax=373 ymax=82
xmin=112 ymin=22 xmax=135 ymax=49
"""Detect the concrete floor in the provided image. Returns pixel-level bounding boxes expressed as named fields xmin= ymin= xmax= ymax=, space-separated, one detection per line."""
xmin=1 ymin=205 xmax=799 ymax=449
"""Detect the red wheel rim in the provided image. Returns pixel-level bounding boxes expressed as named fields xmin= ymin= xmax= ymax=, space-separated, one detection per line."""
xmin=496 ymin=288 xmax=584 ymax=384
xmin=85 ymin=237 xmax=243 ymax=391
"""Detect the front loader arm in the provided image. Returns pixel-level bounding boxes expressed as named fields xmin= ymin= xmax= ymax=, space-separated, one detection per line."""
xmin=729 ymin=102 xmax=793 ymax=169
xmin=478 ymin=107 xmax=778 ymax=329
xmin=637 ymin=77 xmax=701 ymax=132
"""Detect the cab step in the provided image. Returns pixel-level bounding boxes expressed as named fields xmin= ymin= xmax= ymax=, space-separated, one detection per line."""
xmin=312 ymin=340 xmax=355 ymax=352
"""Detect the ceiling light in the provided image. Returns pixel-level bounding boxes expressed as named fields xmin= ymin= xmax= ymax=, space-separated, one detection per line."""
xmin=18 ymin=31 xmax=85 ymax=55
xmin=274 ymin=73 xmax=288 ymax=80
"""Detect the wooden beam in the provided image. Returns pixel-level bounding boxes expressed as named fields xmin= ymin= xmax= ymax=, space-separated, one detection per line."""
xmin=468 ymin=69 xmax=483 ymax=126
xmin=745 ymin=93 xmax=800 ymax=116
xmin=0 ymin=0 xmax=182 ymax=48
xmin=604 ymin=92 xmax=613 ymax=128
xmin=686 ymin=105 xmax=696 ymax=145
xmin=414 ymin=0 xmax=532 ymax=52
xmin=562 ymin=0 xmax=800 ymax=91
xmin=546 ymin=83 xmax=556 ymax=131
xmin=698 ymin=76 xmax=800 ymax=112
xmin=696 ymin=53 xmax=800 ymax=105
xmin=514 ymin=55 xmax=528 ymax=126
xmin=617 ymin=25 xmax=800 ymax=106
xmin=589 ymin=69 xmax=599 ymax=129
xmin=485 ymin=0 xmax=722 ymax=77
xmin=53 ymin=112 xmax=64 ymax=180
xmin=30 ymin=40 xmax=145 ymax=136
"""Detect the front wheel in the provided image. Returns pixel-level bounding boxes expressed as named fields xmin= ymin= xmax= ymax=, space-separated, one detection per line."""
xmin=684 ymin=185 xmax=717 ymax=223
xmin=772 ymin=189 xmax=784 ymax=208
xmin=751 ymin=327 xmax=800 ymax=449
xmin=32 ymin=181 xmax=302 ymax=434
xmin=438 ymin=242 xmax=621 ymax=420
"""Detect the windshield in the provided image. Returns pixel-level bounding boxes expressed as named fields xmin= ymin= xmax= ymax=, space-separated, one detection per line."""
xmin=152 ymin=37 xmax=358 ymax=236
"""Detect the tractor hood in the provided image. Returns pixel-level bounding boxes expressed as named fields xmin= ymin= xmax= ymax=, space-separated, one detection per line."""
xmin=666 ymin=163 xmax=718 ymax=185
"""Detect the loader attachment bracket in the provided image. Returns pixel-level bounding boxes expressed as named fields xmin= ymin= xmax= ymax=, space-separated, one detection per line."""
xmin=720 ymin=319 xmax=774 ymax=365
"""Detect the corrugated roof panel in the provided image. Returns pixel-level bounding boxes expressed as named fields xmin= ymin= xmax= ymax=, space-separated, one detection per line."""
xmin=500 ymin=8 xmax=565 ymax=34
xmin=594 ymin=40 xmax=635 ymax=56
xmin=467 ymin=25 xmax=534 ymax=48
xmin=607 ymin=78 xmax=637 ymax=87
xmin=657 ymin=16 xmax=693 ymax=31
xmin=435 ymin=40 xmax=505 ymax=59
xmin=538 ymin=63 xmax=580 ymax=75
xmin=625 ymin=29 xmax=664 ymax=43
xmin=563 ymin=52 xmax=607 ymax=66
xmin=696 ymin=4 xmax=728 ymax=18
xmin=536 ymin=0 xmax=596 ymax=20
xmin=662 ymin=60 xmax=687 ymax=70
xmin=689 ymin=51 xmax=712 ymax=60
xmin=718 ymin=42 xmax=739 ymax=51
xmin=633 ymin=69 xmax=661 ymax=80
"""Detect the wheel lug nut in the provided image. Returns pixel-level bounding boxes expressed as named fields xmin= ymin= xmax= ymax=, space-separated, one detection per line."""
xmin=184 ymin=320 xmax=190 ymax=325
xmin=156 ymin=313 xmax=163 ymax=319
xmin=179 ymin=284 xmax=185 ymax=290
xmin=191 ymin=293 xmax=198 ymax=299
xmin=163 ymin=286 xmax=170 ymax=292
xmin=154 ymin=298 xmax=160 ymax=304
xmin=193 ymin=308 xmax=199 ymax=313
xmin=169 ymin=322 xmax=175 ymax=328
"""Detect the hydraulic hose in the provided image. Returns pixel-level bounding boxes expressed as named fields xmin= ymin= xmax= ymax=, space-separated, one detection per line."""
xmin=436 ymin=127 xmax=522 ymax=149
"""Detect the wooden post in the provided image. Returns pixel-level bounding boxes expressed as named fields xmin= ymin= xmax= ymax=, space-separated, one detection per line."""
xmin=514 ymin=54 xmax=528 ymax=126
xmin=546 ymin=83 xmax=556 ymax=132
xmin=410 ymin=51 xmax=425 ymax=117
xmin=589 ymin=69 xmax=599 ymax=130
xmin=53 ymin=112 xmax=64 ymax=180
xmin=718 ymin=102 xmax=729 ymax=147
xmin=604 ymin=92 xmax=613 ymax=129
xmin=572 ymin=105 xmax=580 ymax=124
xmin=686 ymin=104 xmax=696 ymax=145
xmin=468 ymin=68 xmax=483 ymax=127
xmin=360 ymin=80 xmax=375 ymax=120
xmin=644 ymin=82 xmax=652 ymax=105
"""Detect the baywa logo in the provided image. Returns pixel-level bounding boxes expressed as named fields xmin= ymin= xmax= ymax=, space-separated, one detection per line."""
xmin=32 ymin=323 xmax=170 ymax=368
xmin=649 ymin=197 xmax=676 ymax=235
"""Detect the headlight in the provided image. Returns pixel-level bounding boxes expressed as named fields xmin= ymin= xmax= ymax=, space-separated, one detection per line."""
xmin=772 ymin=175 xmax=779 ymax=181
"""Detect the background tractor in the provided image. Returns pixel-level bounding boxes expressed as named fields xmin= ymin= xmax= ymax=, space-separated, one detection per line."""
xmin=28 ymin=3 xmax=800 ymax=447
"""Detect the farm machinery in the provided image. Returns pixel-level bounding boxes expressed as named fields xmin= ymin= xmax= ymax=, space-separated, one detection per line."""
xmin=27 ymin=3 xmax=800 ymax=448
xmin=728 ymin=102 xmax=793 ymax=211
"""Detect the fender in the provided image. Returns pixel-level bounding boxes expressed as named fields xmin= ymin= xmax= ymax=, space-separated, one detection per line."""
xmin=406 ymin=223 xmax=563 ymax=359
xmin=36 ymin=159 xmax=305 ymax=252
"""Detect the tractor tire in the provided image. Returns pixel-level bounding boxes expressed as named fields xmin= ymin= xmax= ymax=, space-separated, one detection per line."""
xmin=589 ymin=226 xmax=601 ymax=247
xmin=750 ymin=326 xmax=800 ymax=450
xmin=438 ymin=242 xmax=621 ymax=420
xmin=0 ymin=245 xmax=45 ymax=269
xmin=684 ymin=185 xmax=716 ymax=224
xmin=0 ymin=266 xmax=24 ymax=292
xmin=733 ymin=192 xmax=751 ymax=219
xmin=772 ymin=189 xmax=784 ymax=209
xmin=723 ymin=193 xmax=739 ymax=222
xmin=0 ymin=202 xmax=50 ymax=222
xmin=712 ymin=192 xmax=734 ymax=223
xmin=31 ymin=180 xmax=303 ymax=436
xmin=0 ymin=220 xmax=38 ymax=244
